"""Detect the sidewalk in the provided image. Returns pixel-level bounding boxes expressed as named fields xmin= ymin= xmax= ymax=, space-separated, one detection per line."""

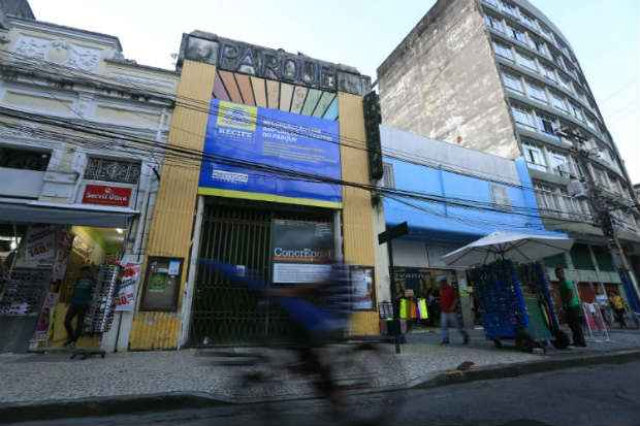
xmin=1 ymin=328 xmax=640 ymax=420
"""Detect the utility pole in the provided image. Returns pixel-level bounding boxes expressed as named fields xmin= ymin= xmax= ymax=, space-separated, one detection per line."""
xmin=557 ymin=128 xmax=640 ymax=311
xmin=378 ymin=221 xmax=409 ymax=354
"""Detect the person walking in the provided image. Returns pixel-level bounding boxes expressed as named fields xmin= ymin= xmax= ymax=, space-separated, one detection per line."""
xmin=556 ymin=266 xmax=586 ymax=347
xmin=610 ymin=292 xmax=627 ymax=328
xmin=439 ymin=276 xmax=469 ymax=345
xmin=64 ymin=266 xmax=95 ymax=347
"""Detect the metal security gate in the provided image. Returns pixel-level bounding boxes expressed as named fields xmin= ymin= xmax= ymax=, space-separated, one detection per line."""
xmin=190 ymin=198 xmax=332 ymax=346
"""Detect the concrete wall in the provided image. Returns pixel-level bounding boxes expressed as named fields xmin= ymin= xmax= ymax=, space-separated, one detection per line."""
xmin=377 ymin=0 xmax=519 ymax=159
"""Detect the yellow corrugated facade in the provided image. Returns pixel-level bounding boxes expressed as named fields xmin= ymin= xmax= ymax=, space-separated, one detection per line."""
xmin=338 ymin=93 xmax=380 ymax=335
xmin=129 ymin=61 xmax=216 ymax=350
xmin=130 ymin=62 xmax=379 ymax=349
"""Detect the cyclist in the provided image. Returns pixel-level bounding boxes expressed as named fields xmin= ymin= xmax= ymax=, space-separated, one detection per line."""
xmin=268 ymin=263 xmax=352 ymax=403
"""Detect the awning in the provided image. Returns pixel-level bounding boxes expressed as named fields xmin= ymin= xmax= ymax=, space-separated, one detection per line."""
xmin=0 ymin=200 xmax=138 ymax=228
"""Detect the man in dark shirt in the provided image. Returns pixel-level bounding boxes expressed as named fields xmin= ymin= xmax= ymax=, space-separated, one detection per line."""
xmin=64 ymin=266 xmax=95 ymax=346
xmin=439 ymin=276 xmax=469 ymax=345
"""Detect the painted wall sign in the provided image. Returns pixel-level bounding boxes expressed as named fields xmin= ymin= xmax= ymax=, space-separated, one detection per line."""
xmin=181 ymin=34 xmax=369 ymax=95
xmin=198 ymin=99 xmax=342 ymax=208
xmin=82 ymin=185 xmax=132 ymax=207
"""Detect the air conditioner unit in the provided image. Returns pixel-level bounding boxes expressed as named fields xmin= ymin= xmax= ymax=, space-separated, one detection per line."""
xmin=567 ymin=179 xmax=588 ymax=198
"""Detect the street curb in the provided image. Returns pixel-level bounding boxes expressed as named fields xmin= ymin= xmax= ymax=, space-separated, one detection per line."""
xmin=0 ymin=392 xmax=233 ymax=424
xmin=413 ymin=348 xmax=640 ymax=389
xmin=2 ymin=349 xmax=640 ymax=423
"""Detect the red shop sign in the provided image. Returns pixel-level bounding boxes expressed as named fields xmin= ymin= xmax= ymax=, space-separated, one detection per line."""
xmin=82 ymin=185 xmax=132 ymax=207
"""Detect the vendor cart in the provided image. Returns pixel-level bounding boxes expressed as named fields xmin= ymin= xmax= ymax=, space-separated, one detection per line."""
xmin=443 ymin=232 xmax=573 ymax=352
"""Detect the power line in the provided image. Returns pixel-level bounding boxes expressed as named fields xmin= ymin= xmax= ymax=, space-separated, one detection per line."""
xmin=0 ymin=109 xmax=601 ymax=225
xmin=6 ymin=48 xmax=632 ymax=216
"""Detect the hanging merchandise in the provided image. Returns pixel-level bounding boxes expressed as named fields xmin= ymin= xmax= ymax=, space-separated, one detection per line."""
xmin=399 ymin=298 xmax=409 ymax=320
xmin=470 ymin=259 xmax=529 ymax=345
xmin=0 ymin=268 xmax=50 ymax=316
xmin=84 ymin=265 xmax=119 ymax=334
xmin=410 ymin=299 xmax=417 ymax=320
xmin=417 ymin=298 xmax=429 ymax=320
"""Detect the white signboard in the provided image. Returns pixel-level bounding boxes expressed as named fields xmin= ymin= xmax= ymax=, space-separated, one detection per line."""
xmin=273 ymin=263 xmax=332 ymax=284
xmin=115 ymin=263 xmax=141 ymax=312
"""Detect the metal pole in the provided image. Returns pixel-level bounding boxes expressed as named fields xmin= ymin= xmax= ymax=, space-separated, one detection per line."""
xmin=560 ymin=129 xmax=640 ymax=307
xmin=387 ymin=239 xmax=401 ymax=354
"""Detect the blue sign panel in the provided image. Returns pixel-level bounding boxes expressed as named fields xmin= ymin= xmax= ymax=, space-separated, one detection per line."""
xmin=198 ymin=99 xmax=342 ymax=207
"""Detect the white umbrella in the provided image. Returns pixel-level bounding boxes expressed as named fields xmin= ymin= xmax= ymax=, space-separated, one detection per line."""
xmin=441 ymin=231 xmax=574 ymax=268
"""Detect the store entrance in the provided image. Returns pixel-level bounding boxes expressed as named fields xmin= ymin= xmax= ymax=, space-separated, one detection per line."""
xmin=0 ymin=224 xmax=126 ymax=353
xmin=190 ymin=198 xmax=333 ymax=346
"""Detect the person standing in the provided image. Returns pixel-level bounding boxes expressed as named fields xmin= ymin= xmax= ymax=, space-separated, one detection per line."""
xmin=64 ymin=266 xmax=95 ymax=347
xmin=556 ymin=267 xmax=586 ymax=347
xmin=439 ymin=276 xmax=469 ymax=345
xmin=610 ymin=292 xmax=627 ymax=328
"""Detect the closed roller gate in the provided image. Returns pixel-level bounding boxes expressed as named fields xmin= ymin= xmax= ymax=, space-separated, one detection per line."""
xmin=190 ymin=198 xmax=333 ymax=346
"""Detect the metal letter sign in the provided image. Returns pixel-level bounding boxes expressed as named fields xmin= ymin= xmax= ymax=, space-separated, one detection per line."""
xmin=198 ymin=99 xmax=342 ymax=208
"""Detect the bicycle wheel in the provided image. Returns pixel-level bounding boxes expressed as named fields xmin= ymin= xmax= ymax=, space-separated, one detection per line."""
xmin=327 ymin=342 xmax=405 ymax=426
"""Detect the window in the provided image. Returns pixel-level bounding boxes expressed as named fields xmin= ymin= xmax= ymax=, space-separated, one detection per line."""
xmin=493 ymin=41 xmax=514 ymax=60
xmin=483 ymin=0 xmax=499 ymax=6
xmin=539 ymin=23 xmax=555 ymax=42
xmin=516 ymin=50 xmax=537 ymax=71
xmin=569 ymin=103 xmax=584 ymax=121
xmin=526 ymin=81 xmax=548 ymax=102
xmin=558 ymin=74 xmax=573 ymax=93
xmin=535 ymin=112 xmax=556 ymax=135
xmin=520 ymin=11 xmax=538 ymax=29
xmin=490 ymin=184 xmax=512 ymax=211
xmin=541 ymin=63 xmax=557 ymax=82
xmin=534 ymin=181 xmax=562 ymax=215
xmin=0 ymin=146 xmax=50 ymax=171
xmin=607 ymin=174 xmax=621 ymax=193
xmin=585 ymin=116 xmax=597 ymax=132
xmin=502 ymin=72 xmax=524 ymax=93
xmin=84 ymin=157 xmax=141 ymax=184
xmin=511 ymin=105 xmax=536 ymax=129
xmin=501 ymin=0 xmax=520 ymax=18
xmin=574 ymin=89 xmax=587 ymax=105
xmin=522 ymin=143 xmax=547 ymax=171
xmin=382 ymin=162 xmax=395 ymax=188
xmin=532 ymin=38 xmax=549 ymax=57
xmin=507 ymin=25 xmax=528 ymax=45
xmin=592 ymin=167 xmax=608 ymax=188
xmin=550 ymin=91 xmax=568 ymax=113
xmin=484 ymin=14 xmax=506 ymax=33
xmin=548 ymin=151 xmax=571 ymax=177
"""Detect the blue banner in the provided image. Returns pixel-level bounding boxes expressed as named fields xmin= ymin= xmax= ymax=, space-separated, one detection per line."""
xmin=198 ymin=99 xmax=342 ymax=207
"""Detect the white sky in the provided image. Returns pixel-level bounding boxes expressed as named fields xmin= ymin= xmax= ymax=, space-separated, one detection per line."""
xmin=28 ymin=0 xmax=640 ymax=183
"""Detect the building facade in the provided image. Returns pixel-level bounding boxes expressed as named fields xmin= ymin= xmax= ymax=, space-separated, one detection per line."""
xmin=377 ymin=0 xmax=640 ymax=305
xmin=379 ymin=125 xmax=559 ymax=325
xmin=128 ymin=32 xmax=382 ymax=350
xmin=0 ymin=8 xmax=178 ymax=352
